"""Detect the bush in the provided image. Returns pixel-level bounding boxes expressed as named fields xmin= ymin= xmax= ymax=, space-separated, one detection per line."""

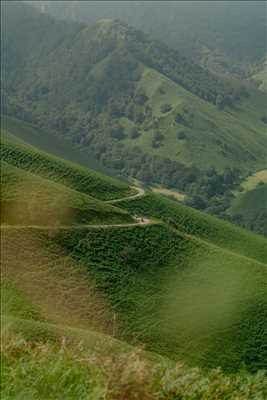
xmin=134 ymin=92 xmax=148 ymax=105
xmin=175 ymin=113 xmax=186 ymax=124
xmin=160 ymin=103 xmax=172 ymax=113
xmin=130 ymin=127 xmax=141 ymax=139
xmin=110 ymin=124 xmax=126 ymax=140
xmin=152 ymin=131 xmax=164 ymax=148
xmin=177 ymin=131 xmax=186 ymax=140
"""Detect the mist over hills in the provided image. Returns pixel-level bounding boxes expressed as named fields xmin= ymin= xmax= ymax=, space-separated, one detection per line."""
xmin=27 ymin=1 xmax=266 ymax=75
xmin=1 ymin=3 xmax=267 ymax=397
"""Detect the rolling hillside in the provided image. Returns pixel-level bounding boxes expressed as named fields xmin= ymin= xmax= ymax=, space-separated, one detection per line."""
xmin=1 ymin=131 xmax=266 ymax=377
xmin=1 ymin=241 xmax=266 ymax=400
xmin=1 ymin=130 xmax=134 ymax=201
xmin=2 ymin=3 xmax=267 ymax=397
xmin=1 ymin=161 xmax=133 ymax=226
xmin=118 ymin=192 xmax=267 ymax=264
xmin=2 ymin=115 xmax=121 ymax=177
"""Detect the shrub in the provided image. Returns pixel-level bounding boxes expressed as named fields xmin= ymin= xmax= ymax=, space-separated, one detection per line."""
xmin=177 ymin=131 xmax=186 ymax=140
xmin=130 ymin=127 xmax=141 ymax=139
xmin=160 ymin=103 xmax=172 ymax=113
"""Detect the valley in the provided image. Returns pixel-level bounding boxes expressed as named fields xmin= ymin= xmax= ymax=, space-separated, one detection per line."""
xmin=1 ymin=2 xmax=267 ymax=398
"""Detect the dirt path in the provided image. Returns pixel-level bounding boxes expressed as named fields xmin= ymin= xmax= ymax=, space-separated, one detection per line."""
xmin=0 ymin=217 xmax=153 ymax=230
xmin=106 ymin=186 xmax=145 ymax=204
xmin=1 ymin=186 xmax=151 ymax=230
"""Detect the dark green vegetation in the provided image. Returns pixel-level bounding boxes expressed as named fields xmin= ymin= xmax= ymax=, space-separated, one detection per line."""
xmin=53 ymin=224 xmax=267 ymax=372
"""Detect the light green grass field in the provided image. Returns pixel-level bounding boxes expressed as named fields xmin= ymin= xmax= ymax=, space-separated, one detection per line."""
xmin=120 ymin=67 xmax=267 ymax=173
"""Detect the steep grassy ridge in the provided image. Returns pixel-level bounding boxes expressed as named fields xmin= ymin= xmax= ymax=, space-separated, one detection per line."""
xmin=1 ymin=228 xmax=115 ymax=333
xmin=2 ymin=223 xmax=266 ymax=373
xmin=0 ymin=134 xmax=134 ymax=201
xmin=53 ymin=223 xmax=267 ymax=372
xmin=1 ymin=115 xmax=118 ymax=177
xmin=118 ymin=192 xmax=267 ymax=264
xmin=1 ymin=161 xmax=133 ymax=226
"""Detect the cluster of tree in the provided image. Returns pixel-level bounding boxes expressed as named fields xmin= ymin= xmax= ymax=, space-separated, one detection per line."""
xmin=124 ymin=26 xmax=248 ymax=107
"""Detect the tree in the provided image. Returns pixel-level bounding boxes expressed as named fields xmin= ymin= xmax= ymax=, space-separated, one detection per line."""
xmin=110 ymin=123 xmax=125 ymax=140
xmin=216 ymin=94 xmax=224 ymax=110
xmin=129 ymin=127 xmax=140 ymax=139
xmin=186 ymin=195 xmax=207 ymax=210
xmin=177 ymin=131 xmax=186 ymax=140
xmin=152 ymin=130 xmax=164 ymax=148
xmin=134 ymin=92 xmax=148 ymax=105
xmin=160 ymin=103 xmax=172 ymax=113
xmin=175 ymin=113 xmax=185 ymax=124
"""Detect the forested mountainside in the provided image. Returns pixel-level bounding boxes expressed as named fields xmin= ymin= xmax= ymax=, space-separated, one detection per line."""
xmin=2 ymin=2 xmax=267 ymax=236
xmin=27 ymin=1 xmax=266 ymax=77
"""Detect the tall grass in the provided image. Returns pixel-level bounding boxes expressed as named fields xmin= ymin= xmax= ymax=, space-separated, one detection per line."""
xmin=1 ymin=332 xmax=266 ymax=399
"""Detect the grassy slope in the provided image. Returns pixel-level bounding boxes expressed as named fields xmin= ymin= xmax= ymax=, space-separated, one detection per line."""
xmin=53 ymin=223 xmax=267 ymax=372
xmin=120 ymin=67 xmax=267 ymax=173
xmin=1 ymin=129 xmax=267 ymax=393
xmin=1 ymin=225 xmax=266 ymax=390
xmin=1 ymin=161 xmax=132 ymax=226
xmin=1 ymin=115 xmax=120 ymax=178
xmin=250 ymin=59 xmax=267 ymax=93
xmin=0 ymin=132 xmax=134 ymax=201
xmin=229 ymin=183 xmax=267 ymax=219
xmin=118 ymin=192 xmax=267 ymax=264
xmin=226 ymin=169 xmax=267 ymax=235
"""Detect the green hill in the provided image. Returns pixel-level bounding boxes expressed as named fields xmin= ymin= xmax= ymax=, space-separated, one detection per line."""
xmin=230 ymin=184 xmax=267 ymax=219
xmin=1 ymin=131 xmax=267 ymax=396
xmin=1 ymin=115 xmax=120 ymax=178
xmin=0 ymin=131 xmax=134 ymax=201
xmin=118 ymin=192 xmax=267 ymax=264
xmin=2 ymin=2 xmax=267 ymax=195
xmin=2 ymin=4 xmax=267 ymax=395
xmin=229 ymin=183 xmax=267 ymax=237
xmin=1 ymin=161 xmax=133 ymax=226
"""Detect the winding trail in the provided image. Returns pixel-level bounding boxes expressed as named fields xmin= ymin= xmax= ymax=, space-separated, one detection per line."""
xmin=1 ymin=187 xmax=154 ymax=230
xmin=106 ymin=186 xmax=145 ymax=204
xmin=0 ymin=218 xmax=153 ymax=230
